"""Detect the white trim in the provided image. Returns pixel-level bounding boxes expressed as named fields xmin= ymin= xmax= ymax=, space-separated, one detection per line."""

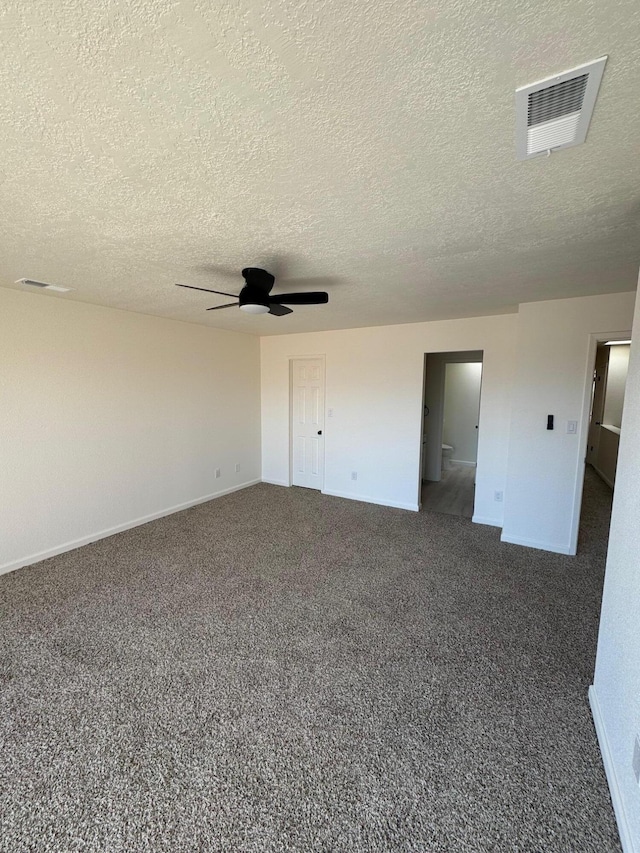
xmin=592 ymin=464 xmax=615 ymax=489
xmin=601 ymin=423 xmax=622 ymax=436
xmin=261 ymin=478 xmax=290 ymax=488
xmin=569 ymin=333 xmax=600 ymax=555
xmin=500 ymin=533 xmax=572 ymax=554
xmin=589 ymin=685 xmax=634 ymax=853
xmin=322 ymin=488 xmax=419 ymax=512
xmin=450 ymin=459 xmax=477 ymax=467
xmin=472 ymin=515 xmax=503 ymax=528
xmin=0 ymin=479 xmax=261 ymax=577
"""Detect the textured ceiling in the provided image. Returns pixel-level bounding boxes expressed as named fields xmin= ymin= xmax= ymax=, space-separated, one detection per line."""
xmin=1 ymin=0 xmax=639 ymax=336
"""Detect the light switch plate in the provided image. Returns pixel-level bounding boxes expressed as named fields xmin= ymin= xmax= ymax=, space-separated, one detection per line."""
xmin=567 ymin=420 xmax=578 ymax=434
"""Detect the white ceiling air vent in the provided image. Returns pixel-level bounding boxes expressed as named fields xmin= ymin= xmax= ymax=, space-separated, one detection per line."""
xmin=15 ymin=278 xmax=72 ymax=293
xmin=516 ymin=57 xmax=607 ymax=160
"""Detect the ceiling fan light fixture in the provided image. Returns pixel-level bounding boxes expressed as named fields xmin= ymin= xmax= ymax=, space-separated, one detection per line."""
xmin=177 ymin=267 xmax=328 ymax=318
xmin=240 ymin=302 xmax=269 ymax=314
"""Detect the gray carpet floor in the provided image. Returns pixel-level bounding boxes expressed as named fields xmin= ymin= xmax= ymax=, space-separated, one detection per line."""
xmin=0 ymin=467 xmax=620 ymax=852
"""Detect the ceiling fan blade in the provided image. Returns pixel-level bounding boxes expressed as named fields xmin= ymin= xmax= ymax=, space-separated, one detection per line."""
xmin=206 ymin=302 xmax=239 ymax=311
xmin=176 ymin=283 xmax=239 ymax=299
xmin=268 ymin=303 xmax=293 ymax=316
xmin=268 ymin=292 xmax=329 ymax=305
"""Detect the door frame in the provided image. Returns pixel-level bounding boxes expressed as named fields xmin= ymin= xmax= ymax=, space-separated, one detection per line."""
xmin=569 ymin=330 xmax=631 ymax=554
xmin=418 ymin=350 xmax=484 ymax=508
xmin=288 ymin=354 xmax=326 ymax=489
xmin=585 ymin=343 xmax=610 ymax=468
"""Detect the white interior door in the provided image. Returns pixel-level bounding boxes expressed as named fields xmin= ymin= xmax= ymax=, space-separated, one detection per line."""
xmin=291 ymin=358 xmax=325 ymax=490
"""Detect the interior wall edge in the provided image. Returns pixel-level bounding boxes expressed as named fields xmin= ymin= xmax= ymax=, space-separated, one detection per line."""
xmin=589 ymin=685 xmax=636 ymax=853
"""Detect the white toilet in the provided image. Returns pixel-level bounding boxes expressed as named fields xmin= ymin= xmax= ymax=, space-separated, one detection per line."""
xmin=442 ymin=444 xmax=454 ymax=470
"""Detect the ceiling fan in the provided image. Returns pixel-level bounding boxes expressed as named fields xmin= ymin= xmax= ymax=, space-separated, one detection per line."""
xmin=176 ymin=267 xmax=329 ymax=316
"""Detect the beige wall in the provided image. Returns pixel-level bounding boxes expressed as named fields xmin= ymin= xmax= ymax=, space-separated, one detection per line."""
xmin=261 ymin=314 xmax=517 ymax=524
xmin=3 ymin=288 xmax=636 ymax=572
xmin=1 ymin=288 xmax=261 ymax=573
xmin=443 ymin=362 xmax=483 ymax=465
xmin=262 ymin=291 xmax=635 ymax=552
xmin=592 ymin=285 xmax=640 ymax=851
xmin=502 ymin=292 xmax=635 ymax=554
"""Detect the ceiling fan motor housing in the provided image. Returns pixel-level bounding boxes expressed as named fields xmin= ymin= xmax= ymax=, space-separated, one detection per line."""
xmin=239 ymin=268 xmax=275 ymax=309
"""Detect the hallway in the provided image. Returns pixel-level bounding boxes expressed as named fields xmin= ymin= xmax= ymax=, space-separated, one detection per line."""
xmin=578 ymin=463 xmax=614 ymax=558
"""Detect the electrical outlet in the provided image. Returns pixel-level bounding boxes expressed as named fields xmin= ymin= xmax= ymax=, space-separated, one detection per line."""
xmin=494 ymin=490 xmax=503 ymax=502
xmin=328 ymin=408 xmax=334 ymax=417
xmin=215 ymin=468 xmax=221 ymax=479
xmin=633 ymin=736 xmax=640 ymax=786
xmin=351 ymin=471 xmax=358 ymax=481
xmin=235 ymin=463 xmax=241 ymax=473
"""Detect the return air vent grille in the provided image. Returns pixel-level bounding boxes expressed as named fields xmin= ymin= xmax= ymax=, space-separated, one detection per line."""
xmin=18 ymin=278 xmax=48 ymax=288
xmin=528 ymin=74 xmax=588 ymax=125
xmin=516 ymin=57 xmax=607 ymax=160
xmin=15 ymin=278 xmax=72 ymax=292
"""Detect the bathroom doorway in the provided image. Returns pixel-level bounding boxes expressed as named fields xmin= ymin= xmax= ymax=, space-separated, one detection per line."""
xmin=420 ymin=351 xmax=484 ymax=517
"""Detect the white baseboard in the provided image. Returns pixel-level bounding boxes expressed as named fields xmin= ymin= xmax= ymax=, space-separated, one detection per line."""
xmin=589 ymin=685 xmax=634 ymax=853
xmin=499 ymin=532 xmax=573 ymax=555
xmin=472 ymin=515 xmax=502 ymax=528
xmin=321 ymin=489 xmax=419 ymax=512
xmin=592 ymin=464 xmax=615 ymax=489
xmin=261 ymin=478 xmax=290 ymax=487
xmin=450 ymin=460 xmax=477 ymax=468
xmin=0 ymin=479 xmax=261 ymax=577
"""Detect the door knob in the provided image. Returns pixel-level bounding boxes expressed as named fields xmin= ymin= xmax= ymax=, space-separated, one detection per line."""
xmin=317 ymin=430 xmax=322 ymax=435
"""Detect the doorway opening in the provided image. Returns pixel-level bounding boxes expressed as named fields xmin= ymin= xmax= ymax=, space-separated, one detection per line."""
xmin=575 ymin=334 xmax=631 ymax=552
xmin=586 ymin=340 xmax=631 ymax=487
xmin=420 ymin=351 xmax=484 ymax=518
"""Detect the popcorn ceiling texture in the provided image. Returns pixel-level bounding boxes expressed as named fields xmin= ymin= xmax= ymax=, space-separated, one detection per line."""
xmin=0 ymin=0 xmax=639 ymax=335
